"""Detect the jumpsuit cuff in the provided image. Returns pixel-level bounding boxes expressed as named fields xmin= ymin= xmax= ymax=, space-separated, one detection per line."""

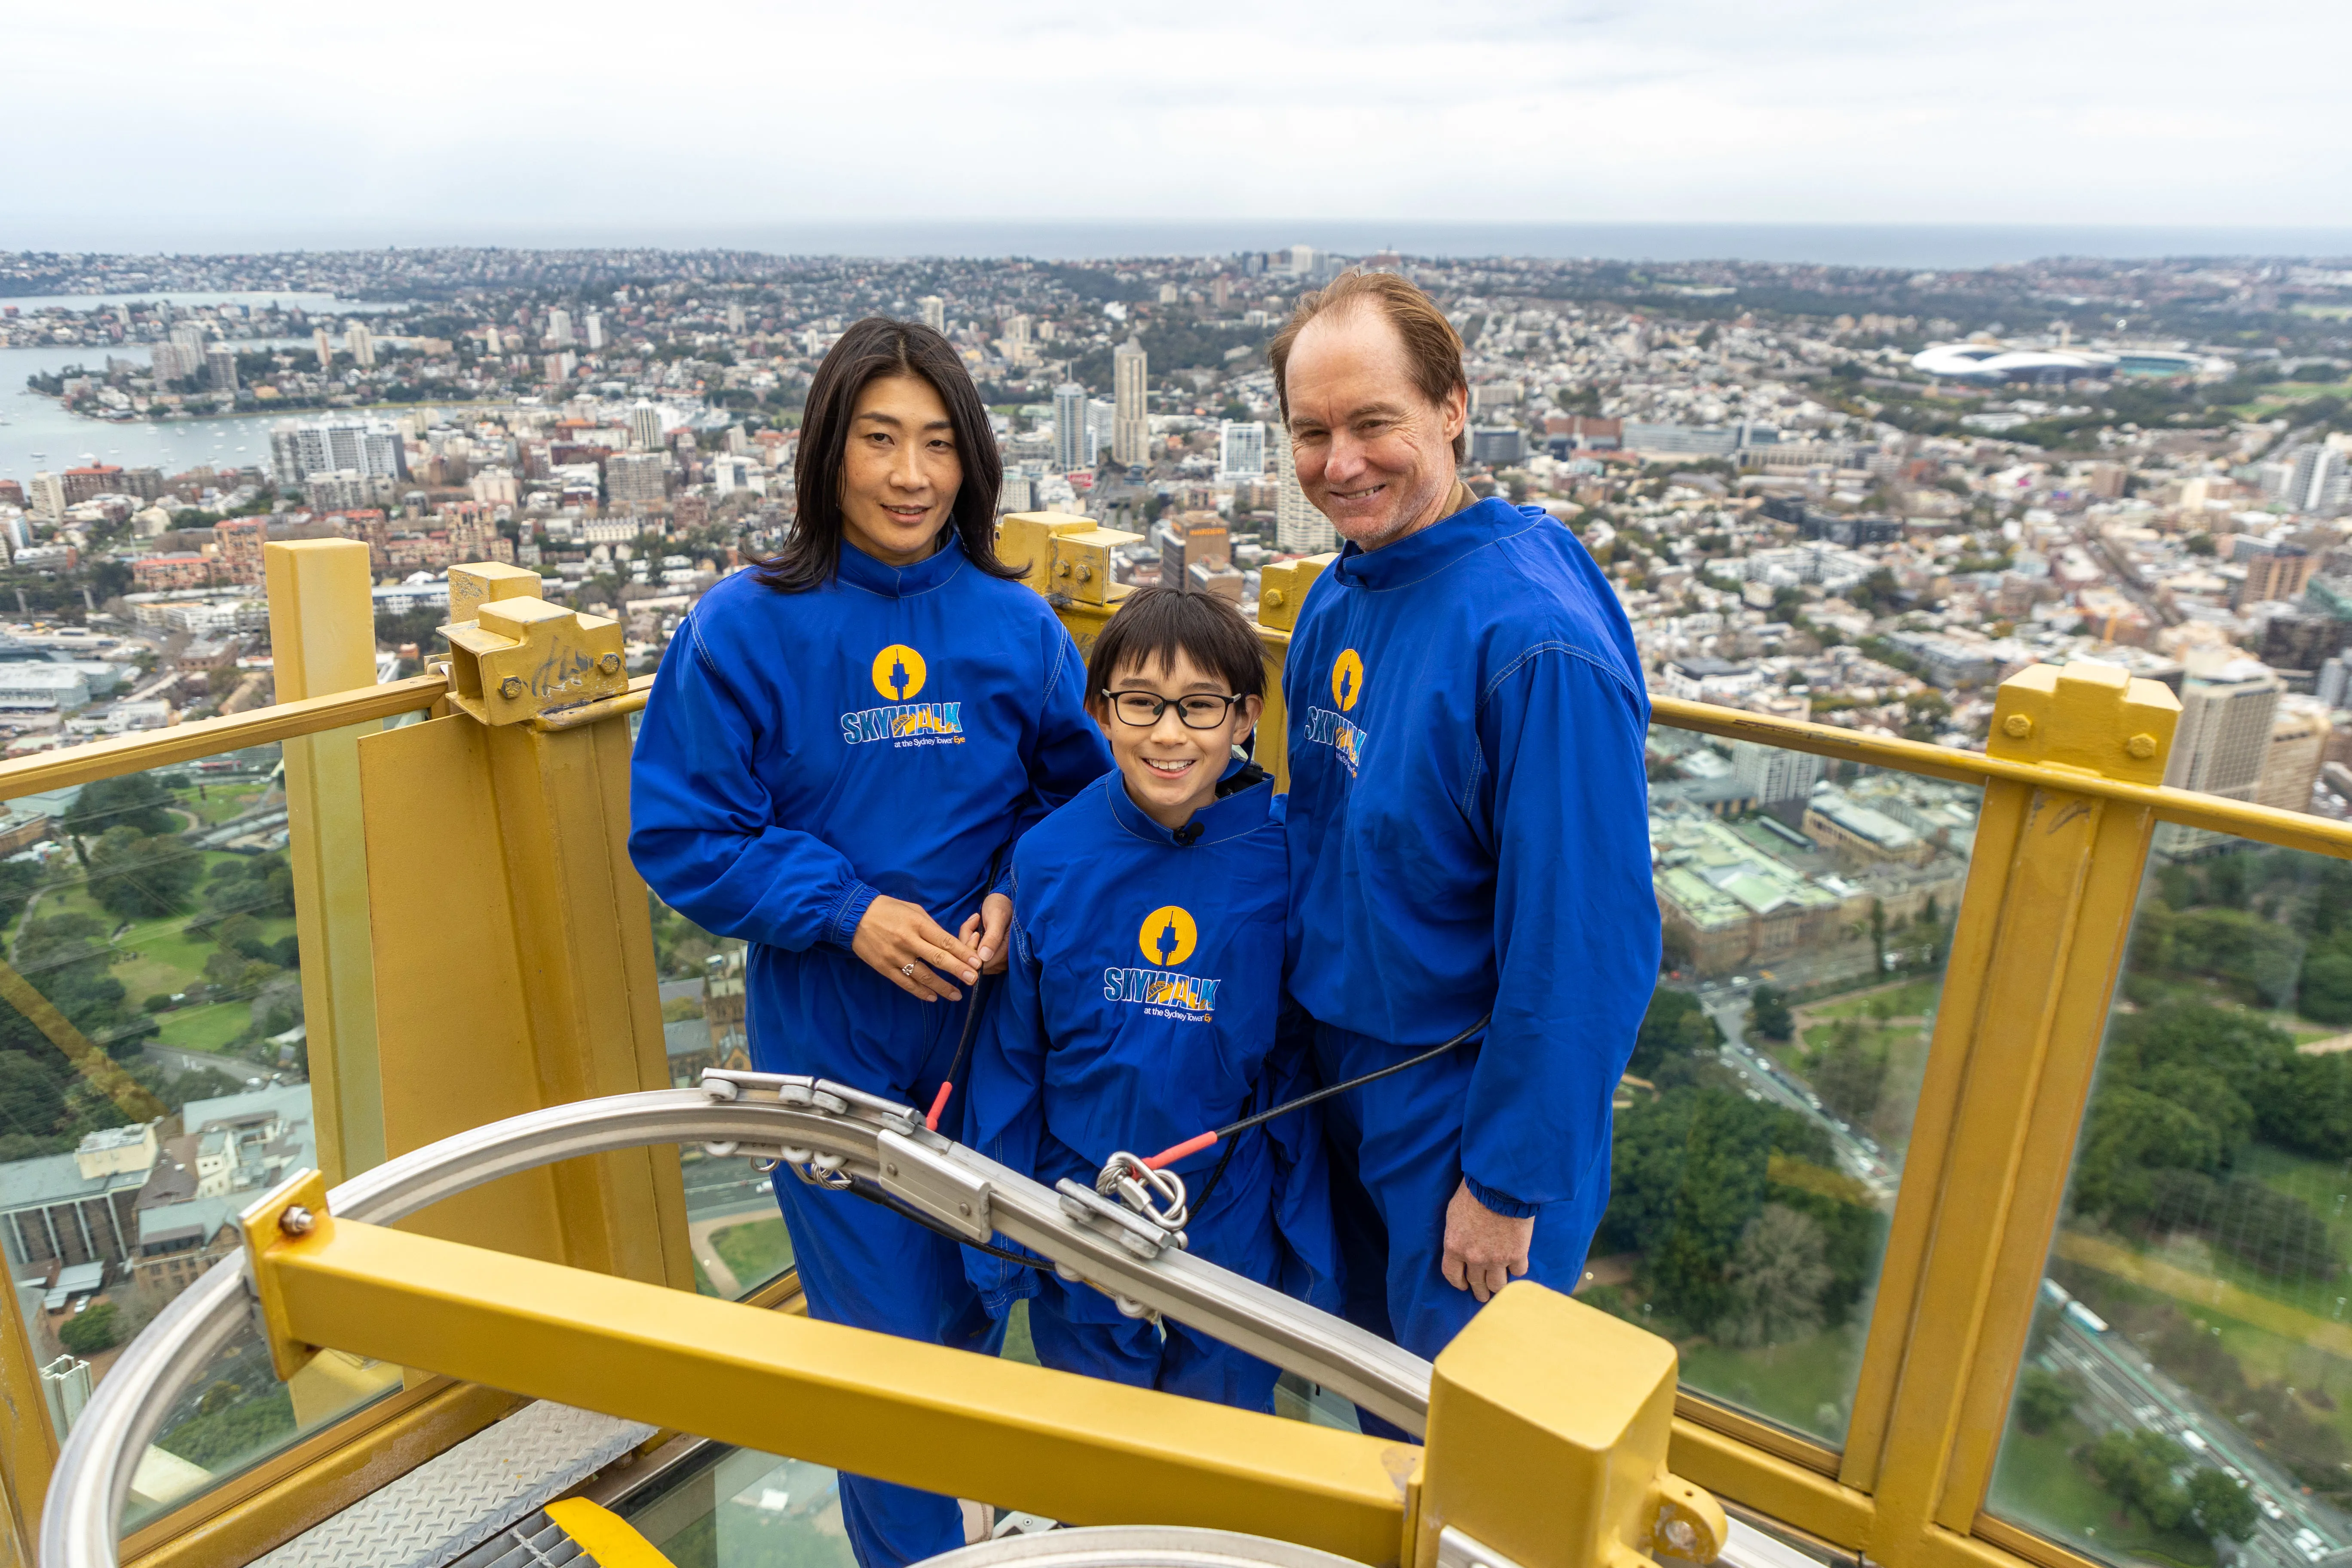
xmin=981 ymin=1279 xmax=1037 ymax=1319
xmin=825 ymin=880 xmax=883 ymax=950
xmin=1464 ymin=1175 xmax=1540 ymax=1219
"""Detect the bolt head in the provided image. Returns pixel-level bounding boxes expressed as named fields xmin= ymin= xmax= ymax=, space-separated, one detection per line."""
xmin=959 ymin=1202 xmax=972 ymax=1216
xmin=598 ymin=652 xmax=622 ymax=675
xmin=2003 ymin=713 xmax=2033 ymax=739
xmin=279 ymin=1205 xmax=315 ymax=1237
xmin=2126 ymin=732 xmax=2157 ymax=760
xmin=499 ymin=675 xmax=524 ymax=699
xmin=1264 ymin=589 xmax=1285 ymax=608
xmin=884 ymin=1164 xmax=898 ymax=1177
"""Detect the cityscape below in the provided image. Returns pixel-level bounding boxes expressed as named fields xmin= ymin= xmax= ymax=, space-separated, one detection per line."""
xmin=3 ymin=236 xmax=2352 ymax=1568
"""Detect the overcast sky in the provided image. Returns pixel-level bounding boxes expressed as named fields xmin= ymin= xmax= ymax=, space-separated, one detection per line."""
xmin=9 ymin=0 xmax=2350 ymax=252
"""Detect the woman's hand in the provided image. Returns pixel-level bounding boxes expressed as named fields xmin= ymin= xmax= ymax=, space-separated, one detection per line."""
xmin=853 ymin=895 xmax=982 ymax=1002
xmin=957 ymin=893 xmax=1015 ymax=975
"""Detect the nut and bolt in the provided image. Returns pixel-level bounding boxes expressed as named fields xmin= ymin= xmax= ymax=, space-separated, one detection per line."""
xmin=2002 ymin=713 xmax=2034 ymax=739
xmin=499 ymin=676 xmax=524 ymax=699
xmin=279 ymin=1205 xmax=315 ymax=1237
xmin=2126 ymin=732 xmax=2158 ymax=760
xmin=884 ymin=1163 xmax=899 ymax=1177
xmin=598 ymin=652 xmax=623 ymax=675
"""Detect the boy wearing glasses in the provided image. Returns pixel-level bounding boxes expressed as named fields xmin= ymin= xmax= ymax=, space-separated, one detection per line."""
xmin=964 ymin=586 xmax=1336 ymax=1409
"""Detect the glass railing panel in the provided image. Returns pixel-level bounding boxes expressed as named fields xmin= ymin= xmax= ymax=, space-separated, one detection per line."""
xmin=1589 ymin=728 xmax=1981 ymax=1448
xmin=1989 ymin=835 xmax=2352 ymax=1568
xmin=0 ymin=749 xmax=405 ymax=1527
xmin=612 ymin=1443 xmax=860 ymax=1568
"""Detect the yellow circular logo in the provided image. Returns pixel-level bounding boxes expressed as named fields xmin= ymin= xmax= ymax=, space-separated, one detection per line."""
xmin=872 ymin=644 xmax=926 ymax=702
xmin=1331 ymin=649 xmax=1365 ymax=712
xmin=1139 ymin=906 xmax=1198 ymax=969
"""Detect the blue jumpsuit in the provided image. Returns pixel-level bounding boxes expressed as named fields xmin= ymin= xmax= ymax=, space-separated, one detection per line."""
xmin=629 ymin=538 xmax=1110 ymax=1568
xmin=1282 ymin=497 xmax=1657 ymax=1391
xmin=965 ymin=766 xmax=1338 ymax=1410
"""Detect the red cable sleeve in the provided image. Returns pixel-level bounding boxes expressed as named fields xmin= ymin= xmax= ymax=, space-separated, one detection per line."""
xmin=1143 ymin=1131 xmax=1218 ymax=1170
xmin=925 ymin=1080 xmax=954 ymax=1133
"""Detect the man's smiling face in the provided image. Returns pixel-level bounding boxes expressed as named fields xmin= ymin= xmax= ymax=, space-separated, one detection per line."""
xmin=1283 ymin=302 xmax=1467 ymax=551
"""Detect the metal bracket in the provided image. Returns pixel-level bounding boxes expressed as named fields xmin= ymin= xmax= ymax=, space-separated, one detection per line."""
xmin=1437 ymin=1527 xmax=1527 ymax=1568
xmin=874 ymin=1130 xmax=992 ymax=1240
xmin=1056 ymin=1178 xmax=1185 ymax=1260
xmin=236 ymin=1167 xmax=332 ymax=1383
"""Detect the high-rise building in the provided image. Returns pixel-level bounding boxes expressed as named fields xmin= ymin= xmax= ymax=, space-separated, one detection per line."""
xmin=273 ymin=419 xmax=410 ymax=490
xmin=1112 ymin=339 xmax=1149 ymax=467
xmin=1731 ymin=739 xmax=1825 ymax=804
xmin=583 ymin=311 xmax=606 ymax=351
xmin=1289 ymin=244 xmax=1317 ymax=277
xmin=346 ymin=322 xmax=375 ymax=369
xmin=313 ymin=326 xmax=334 ymax=371
xmin=206 ymin=345 xmax=239 ymax=392
xmin=999 ymin=471 xmax=1035 ymax=513
xmin=630 ymin=401 xmax=665 ymax=453
xmin=605 ymin=452 xmax=669 ymax=508
xmin=2241 ymin=543 xmax=2315 ymax=607
xmin=1272 ymin=425 xmax=1335 ymax=554
xmin=1219 ymin=421 xmax=1266 ymax=481
xmin=2258 ymin=695 xmax=2333 ymax=813
xmin=544 ymin=351 xmax=576 ymax=385
xmin=546 ymin=309 xmax=575 ymax=348
xmin=725 ymin=301 xmax=746 ymax=334
xmin=2286 ymin=444 xmax=2349 ymax=514
xmin=2323 ymin=656 xmax=2351 ymax=710
xmin=2160 ymin=652 xmax=2285 ymax=853
xmin=169 ymin=322 xmax=208 ymax=366
xmin=918 ymin=297 xmax=946 ymax=332
xmin=62 ymin=466 xmax=125 ymax=505
xmin=211 ymin=518 xmax=267 ymax=586
xmin=1052 ymin=383 xmax=1088 ymax=473
xmin=28 ymin=473 xmax=66 ymax=521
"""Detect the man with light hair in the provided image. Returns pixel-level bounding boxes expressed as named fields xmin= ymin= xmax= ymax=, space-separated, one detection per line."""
xmin=1271 ymin=270 xmax=1657 ymax=1394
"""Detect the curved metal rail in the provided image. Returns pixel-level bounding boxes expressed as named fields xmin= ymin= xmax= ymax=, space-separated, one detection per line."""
xmin=43 ymin=1075 xmax=1433 ymax=1568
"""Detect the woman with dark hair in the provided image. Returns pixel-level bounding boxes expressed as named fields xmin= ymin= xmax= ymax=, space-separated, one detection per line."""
xmin=629 ymin=317 xmax=1110 ymax=1568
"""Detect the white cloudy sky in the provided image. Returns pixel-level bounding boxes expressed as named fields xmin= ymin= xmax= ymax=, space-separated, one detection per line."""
xmin=7 ymin=0 xmax=2350 ymax=248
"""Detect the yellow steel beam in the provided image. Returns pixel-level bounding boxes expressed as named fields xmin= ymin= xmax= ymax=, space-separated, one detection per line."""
xmin=0 ymin=953 xmax=164 ymax=1123
xmin=0 ymin=675 xmax=444 ymax=810
xmin=269 ymin=539 xmax=392 ymax=1182
xmin=0 ymin=1222 xmax=57 ymax=1556
xmin=1415 ymin=1287 xmax=1723 ymax=1568
xmin=1840 ymin=663 xmax=2177 ymax=1561
xmin=246 ymin=1204 xmax=1413 ymax=1565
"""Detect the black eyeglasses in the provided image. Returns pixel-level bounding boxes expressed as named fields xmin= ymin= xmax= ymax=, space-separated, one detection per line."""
xmin=1102 ymin=689 xmax=1247 ymax=729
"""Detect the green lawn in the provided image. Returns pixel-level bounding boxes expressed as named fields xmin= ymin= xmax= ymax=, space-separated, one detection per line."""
xmin=1810 ymin=978 xmax=1941 ymax=1021
xmin=153 ymin=1000 xmax=261 ymax=1055
xmin=711 ymin=1217 xmax=794 ymax=1295
xmin=1987 ymin=1419 xmax=2216 ymax=1568
xmin=175 ymin=786 xmax=265 ymax=827
xmin=1676 ymin=1324 xmax=1864 ymax=1447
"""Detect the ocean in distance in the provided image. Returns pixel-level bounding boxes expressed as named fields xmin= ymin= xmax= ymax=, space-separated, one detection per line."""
xmin=15 ymin=220 xmax=2352 ymax=270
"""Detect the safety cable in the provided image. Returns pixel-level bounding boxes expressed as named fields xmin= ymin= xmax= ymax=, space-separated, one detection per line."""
xmin=839 ymin=1171 xmax=1057 ymax=1271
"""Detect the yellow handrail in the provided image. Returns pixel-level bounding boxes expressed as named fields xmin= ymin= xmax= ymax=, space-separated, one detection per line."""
xmin=1652 ymin=693 xmax=2352 ymax=859
xmin=0 ymin=674 xmax=445 ymax=805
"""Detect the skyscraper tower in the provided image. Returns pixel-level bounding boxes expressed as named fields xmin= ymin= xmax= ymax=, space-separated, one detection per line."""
xmin=630 ymin=401 xmax=665 ymax=453
xmin=347 ymin=322 xmax=375 ymax=369
xmin=313 ymin=326 xmax=334 ymax=371
xmin=1053 ymin=383 xmax=1088 ymax=473
xmin=918 ymin=297 xmax=946 ymax=332
xmin=1112 ymin=338 xmax=1149 ymax=468
xmin=2158 ymin=651 xmax=2284 ymax=854
xmin=1273 ymin=424 xmax=1335 ymax=554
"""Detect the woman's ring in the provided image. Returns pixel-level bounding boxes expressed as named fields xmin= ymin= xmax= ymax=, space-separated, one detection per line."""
xmin=902 ymin=963 xmax=917 ymax=977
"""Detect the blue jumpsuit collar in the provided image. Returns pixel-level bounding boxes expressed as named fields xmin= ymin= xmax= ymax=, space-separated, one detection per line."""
xmin=1329 ymin=496 xmax=1529 ymax=593
xmin=1105 ymin=763 xmax=1270 ymax=848
xmin=837 ymin=533 xmax=967 ymax=597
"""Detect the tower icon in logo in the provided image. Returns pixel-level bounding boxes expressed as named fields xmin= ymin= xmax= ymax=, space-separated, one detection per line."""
xmin=871 ymin=644 xmax=927 ymax=702
xmin=1138 ymin=906 xmax=1198 ymax=968
xmin=1331 ymin=649 xmax=1365 ymax=712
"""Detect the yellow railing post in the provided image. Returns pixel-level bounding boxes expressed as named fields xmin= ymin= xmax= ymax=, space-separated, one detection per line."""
xmin=1832 ymin=662 xmax=2178 ymax=1563
xmin=0 ymin=1268 xmax=56 ymax=1559
xmin=350 ymin=567 xmax=688 ymax=1286
xmin=266 ymin=539 xmax=387 ymax=1182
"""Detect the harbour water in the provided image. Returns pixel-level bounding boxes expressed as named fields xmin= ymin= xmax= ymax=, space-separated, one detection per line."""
xmin=0 ymin=344 xmax=299 ymax=489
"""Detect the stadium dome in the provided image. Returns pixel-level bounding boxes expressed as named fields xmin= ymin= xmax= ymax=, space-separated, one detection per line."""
xmin=1911 ymin=342 xmax=2119 ymax=382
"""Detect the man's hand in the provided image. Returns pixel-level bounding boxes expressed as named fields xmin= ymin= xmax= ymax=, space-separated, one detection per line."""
xmin=1442 ymin=1180 xmax=1534 ymax=1304
xmin=853 ymin=895 xmax=982 ymax=1002
xmin=956 ymin=893 xmax=1015 ymax=974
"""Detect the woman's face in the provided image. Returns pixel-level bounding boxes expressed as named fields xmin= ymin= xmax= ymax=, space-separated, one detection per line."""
xmin=839 ymin=372 xmax=962 ymax=567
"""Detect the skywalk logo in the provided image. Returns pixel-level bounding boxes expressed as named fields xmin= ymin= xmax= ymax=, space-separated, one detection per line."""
xmin=841 ymin=642 xmax=967 ymax=748
xmin=1102 ymin=904 xmax=1220 ymax=1023
xmin=1302 ymin=647 xmax=1367 ymax=777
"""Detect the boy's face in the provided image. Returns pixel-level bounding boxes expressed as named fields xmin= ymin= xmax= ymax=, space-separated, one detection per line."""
xmin=1096 ymin=648 xmax=1263 ymax=831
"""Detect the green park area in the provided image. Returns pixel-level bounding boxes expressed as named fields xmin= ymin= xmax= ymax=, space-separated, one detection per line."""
xmin=710 ymin=1216 xmax=794 ymax=1296
xmin=0 ymin=761 xmax=303 ymax=1160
